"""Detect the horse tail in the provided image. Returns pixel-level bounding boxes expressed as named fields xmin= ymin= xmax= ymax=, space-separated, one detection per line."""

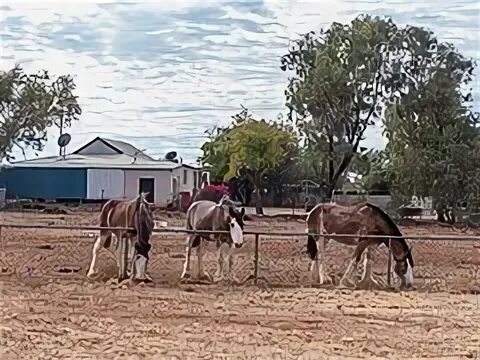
xmin=305 ymin=206 xmax=322 ymax=260
xmin=135 ymin=194 xmax=144 ymax=245
xmin=307 ymin=234 xmax=317 ymax=260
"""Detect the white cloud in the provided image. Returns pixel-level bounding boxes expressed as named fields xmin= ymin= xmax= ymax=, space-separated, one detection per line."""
xmin=2 ymin=0 xmax=478 ymax=162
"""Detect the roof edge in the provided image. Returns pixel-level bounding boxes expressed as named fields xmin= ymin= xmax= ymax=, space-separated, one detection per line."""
xmin=72 ymin=137 xmax=123 ymax=155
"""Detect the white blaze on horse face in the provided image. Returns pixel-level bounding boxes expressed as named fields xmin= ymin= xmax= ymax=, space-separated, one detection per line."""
xmin=404 ymin=258 xmax=414 ymax=287
xmin=229 ymin=218 xmax=243 ymax=247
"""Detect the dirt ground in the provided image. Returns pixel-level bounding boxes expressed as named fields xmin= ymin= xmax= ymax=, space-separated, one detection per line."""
xmin=1 ymin=209 xmax=480 ymax=359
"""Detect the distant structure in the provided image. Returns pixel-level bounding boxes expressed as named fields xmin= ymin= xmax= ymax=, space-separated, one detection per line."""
xmin=0 ymin=137 xmax=209 ymax=206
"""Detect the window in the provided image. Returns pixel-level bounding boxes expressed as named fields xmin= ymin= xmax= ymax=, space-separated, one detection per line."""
xmin=193 ymin=171 xmax=197 ymax=189
xmin=183 ymin=169 xmax=188 ymax=185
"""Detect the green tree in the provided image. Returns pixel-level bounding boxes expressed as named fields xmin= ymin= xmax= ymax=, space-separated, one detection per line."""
xmin=383 ymin=34 xmax=479 ymax=222
xmin=281 ymin=16 xmax=399 ymax=196
xmin=0 ymin=65 xmax=81 ymax=161
xmin=200 ymin=107 xmax=298 ymax=214
xmin=281 ymin=15 xmax=463 ymax=197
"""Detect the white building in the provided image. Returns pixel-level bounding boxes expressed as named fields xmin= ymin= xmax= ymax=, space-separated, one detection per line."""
xmin=2 ymin=137 xmax=209 ymax=206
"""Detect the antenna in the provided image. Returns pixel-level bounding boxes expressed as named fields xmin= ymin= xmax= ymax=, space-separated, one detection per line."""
xmin=131 ymin=148 xmax=146 ymax=164
xmin=57 ymin=133 xmax=71 ymax=159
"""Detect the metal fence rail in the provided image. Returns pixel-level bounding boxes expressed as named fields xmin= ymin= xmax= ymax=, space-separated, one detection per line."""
xmin=0 ymin=223 xmax=479 ymax=292
xmin=1 ymin=223 xmax=480 ymax=240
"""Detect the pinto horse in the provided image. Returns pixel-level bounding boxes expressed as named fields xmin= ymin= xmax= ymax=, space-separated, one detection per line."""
xmin=86 ymin=193 xmax=155 ymax=282
xmin=306 ymin=202 xmax=414 ymax=289
xmin=181 ymin=195 xmax=246 ymax=282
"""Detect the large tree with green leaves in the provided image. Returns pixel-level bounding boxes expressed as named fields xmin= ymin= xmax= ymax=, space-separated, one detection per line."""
xmin=0 ymin=65 xmax=81 ymax=161
xmin=200 ymin=107 xmax=298 ymax=214
xmin=382 ymin=32 xmax=479 ymax=222
xmin=281 ymin=14 xmax=465 ymax=197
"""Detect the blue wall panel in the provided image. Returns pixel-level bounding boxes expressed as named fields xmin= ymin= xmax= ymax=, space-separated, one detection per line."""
xmin=0 ymin=168 xmax=87 ymax=200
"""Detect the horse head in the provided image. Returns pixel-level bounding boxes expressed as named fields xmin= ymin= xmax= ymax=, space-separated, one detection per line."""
xmin=393 ymin=245 xmax=414 ymax=289
xmin=135 ymin=192 xmax=154 ymax=246
xmin=224 ymin=205 xmax=246 ymax=249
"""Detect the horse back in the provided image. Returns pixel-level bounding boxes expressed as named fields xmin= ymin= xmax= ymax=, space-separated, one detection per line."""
xmin=186 ymin=200 xmax=228 ymax=232
xmin=99 ymin=199 xmax=137 ymax=235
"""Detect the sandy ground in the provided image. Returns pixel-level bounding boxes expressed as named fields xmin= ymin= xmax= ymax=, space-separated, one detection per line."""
xmin=1 ymin=210 xmax=480 ymax=359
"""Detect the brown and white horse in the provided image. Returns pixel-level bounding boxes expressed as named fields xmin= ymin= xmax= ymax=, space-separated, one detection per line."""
xmin=181 ymin=195 xmax=246 ymax=282
xmin=86 ymin=193 xmax=155 ymax=282
xmin=306 ymin=202 xmax=414 ymax=289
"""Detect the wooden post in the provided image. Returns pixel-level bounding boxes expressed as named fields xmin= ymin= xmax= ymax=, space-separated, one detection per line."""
xmin=254 ymin=234 xmax=259 ymax=285
xmin=0 ymin=225 xmax=3 ymax=250
xmin=387 ymin=237 xmax=392 ymax=286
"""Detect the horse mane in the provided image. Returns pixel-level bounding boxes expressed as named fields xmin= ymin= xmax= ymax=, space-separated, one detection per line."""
xmin=363 ymin=202 xmax=414 ymax=266
xmin=363 ymin=202 xmax=402 ymax=237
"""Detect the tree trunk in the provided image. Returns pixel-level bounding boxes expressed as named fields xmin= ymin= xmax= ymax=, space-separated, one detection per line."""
xmin=253 ymin=189 xmax=264 ymax=215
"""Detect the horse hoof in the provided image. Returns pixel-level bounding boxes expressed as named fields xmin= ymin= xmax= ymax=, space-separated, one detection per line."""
xmin=198 ymin=273 xmax=211 ymax=282
xmin=180 ymin=273 xmax=191 ymax=279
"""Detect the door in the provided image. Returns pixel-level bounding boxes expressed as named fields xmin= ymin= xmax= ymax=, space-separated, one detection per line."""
xmin=139 ymin=178 xmax=155 ymax=203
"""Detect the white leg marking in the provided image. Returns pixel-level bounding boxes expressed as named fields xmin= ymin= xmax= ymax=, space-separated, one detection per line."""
xmin=358 ymin=246 xmax=380 ymax=289
xmin=180 ymin=236 xmax=193 ymax=279
xmin=339 ymin=257 xmax=356 ymax=286
xmin=87 ymin=236 xmax=104 ymax=277
xmin=404 ymin=259 xmax=414 ymax=287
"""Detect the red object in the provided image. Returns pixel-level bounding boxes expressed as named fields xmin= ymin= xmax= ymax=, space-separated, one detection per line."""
xmin=202 ymin=183 xmax=232 ymax=197
xmin=179 ymin=191 xmax=192 ymax=212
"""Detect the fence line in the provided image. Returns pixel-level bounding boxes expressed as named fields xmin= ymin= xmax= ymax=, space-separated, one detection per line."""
xmin=0 ymin=223 xmax=480 ymax=241
xmin=0 ymin=223 xmax=480 ymax=292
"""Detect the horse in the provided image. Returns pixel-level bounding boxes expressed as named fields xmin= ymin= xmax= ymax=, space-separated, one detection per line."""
xmin=306 ymin=202 xmax=414 ymax=289
xmin=86 ymin=193 xmax=155 ymax=283
xmin=180 ymin=195 xmax=246 ymax=283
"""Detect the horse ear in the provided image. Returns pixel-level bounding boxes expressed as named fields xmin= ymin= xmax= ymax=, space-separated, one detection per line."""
xmin=228 ymin=206 xmax=236 ymax=218
xmin=226 ymin=215 xmax=232 ymax=223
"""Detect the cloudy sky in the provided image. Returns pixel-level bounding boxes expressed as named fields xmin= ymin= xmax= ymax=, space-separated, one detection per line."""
xmin=2 ymin=0 xmax=479 ymax=163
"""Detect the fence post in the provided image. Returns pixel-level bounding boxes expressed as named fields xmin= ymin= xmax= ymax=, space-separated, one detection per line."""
xmin=254 ymin=234 xmax=259 ymax=285
xmin=387 ymin=237 xmax=392 ymax=286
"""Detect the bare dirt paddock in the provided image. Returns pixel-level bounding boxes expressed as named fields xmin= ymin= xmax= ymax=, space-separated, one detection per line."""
xmin=1 ymin=210 xmax=480 ymax=359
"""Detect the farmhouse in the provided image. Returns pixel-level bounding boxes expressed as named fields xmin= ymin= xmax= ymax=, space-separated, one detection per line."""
xmin=0 ymin=137 xmax=209 ymax=206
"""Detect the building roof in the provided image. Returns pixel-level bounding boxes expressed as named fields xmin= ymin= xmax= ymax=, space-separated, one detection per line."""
xmin=6 ymin=136 xmax=204 ymax=171
xmin=9 ymin=153 xmax=183 ymax=170
xmin=73 ymin=137 xmax=154 ymax=161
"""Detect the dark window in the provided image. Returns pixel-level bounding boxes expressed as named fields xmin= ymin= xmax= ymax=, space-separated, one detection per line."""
xmin=183 ymin=170 xmax=188 ymax=185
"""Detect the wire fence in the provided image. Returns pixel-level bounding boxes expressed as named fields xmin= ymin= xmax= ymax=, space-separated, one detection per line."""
xmin=0 ymin=223 xmax=479 ymax=293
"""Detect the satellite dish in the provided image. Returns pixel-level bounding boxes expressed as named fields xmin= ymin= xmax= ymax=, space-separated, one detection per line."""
xmin=165 ymin=151 xmax=177 ymax=161
xmin=58 ymin=133 xmax=71 ymax=158
xmin=58 ymin=133 xmax=71 ymax=147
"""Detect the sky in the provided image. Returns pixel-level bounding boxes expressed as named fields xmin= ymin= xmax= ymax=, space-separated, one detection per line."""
xmin=1 ymin=0 xmax=479 ymax=163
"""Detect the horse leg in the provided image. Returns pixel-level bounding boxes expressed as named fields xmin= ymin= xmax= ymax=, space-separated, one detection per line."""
xmin=180 ymin=235 xmax=194 ymax=279
xmin=226 ymin=245 xmax=235 ymax=285
xmin=357 ymin=245 xmax=381 ymax=290
xmin=317 ymin=236 xmax=332 ymax=284
xmin=87 ymin=234 xmax=106 ymax=278
xmin=196 ymin=238 xmax=209 ymax=281
xmin=339 ymin=240 xmax=371 ymax=287
xmin=214 ymin=242 xmax=228 ymax=281
xmin=126 ymin=238 xmax=136 ymax=277
xmin=117 ymin=232 xmax=129 ymax=282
